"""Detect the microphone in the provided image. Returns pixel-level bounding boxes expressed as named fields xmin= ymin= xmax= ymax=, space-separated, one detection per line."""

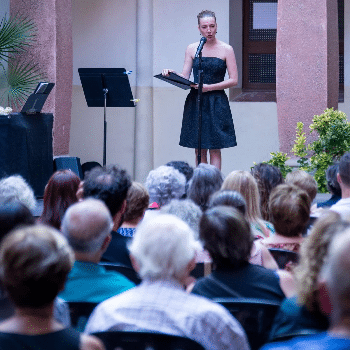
xmin=194 ymin=37 xmax=207 ymax=58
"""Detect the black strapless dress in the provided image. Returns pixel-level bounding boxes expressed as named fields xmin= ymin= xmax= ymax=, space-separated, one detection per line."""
xmin=180 ymin=57 xmax=237 ymax=149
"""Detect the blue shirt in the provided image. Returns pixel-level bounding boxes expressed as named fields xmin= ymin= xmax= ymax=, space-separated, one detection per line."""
xmin=261 ymin=332 xmax=350 ymax=350
xmin=60 ymin=261 xmax=135 ymax=303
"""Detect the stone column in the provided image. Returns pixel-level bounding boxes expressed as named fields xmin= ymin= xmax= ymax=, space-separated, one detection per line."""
xmin=10 ymin=0 xmax=73 ymax=156
xmin=276 ymin=0 xmax=339 ymax=153
xmin=134 ymin=0 xmax=154 ymax=182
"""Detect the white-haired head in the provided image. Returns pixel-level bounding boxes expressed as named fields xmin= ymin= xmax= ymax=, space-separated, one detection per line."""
xmin=160 ymin=199 xmax=202 ymax=240
xmin=145 ymin=166 xmax=186 ymax=207
xmin=129 ymin=214 xmax=201 ymax=281
xmin=0 ymin=175 xmax=36 ymax=212
xmin=320 ymin=227 xmax=350 ymax=321
xmin=61 ymin=198 xmax=113 ymax=254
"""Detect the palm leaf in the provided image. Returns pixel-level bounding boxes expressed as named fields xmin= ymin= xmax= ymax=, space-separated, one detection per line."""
xmin=0 ymin=59 xmax=43 ymax=109
xmin=0 ymin=15 xmax=36 ymax=63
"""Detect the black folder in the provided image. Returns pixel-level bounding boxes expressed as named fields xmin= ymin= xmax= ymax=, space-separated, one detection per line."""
xmin=154 ymin=72 xmax=194 ymax=90
xmin=21 ymin=82 xmax=55 ymax=114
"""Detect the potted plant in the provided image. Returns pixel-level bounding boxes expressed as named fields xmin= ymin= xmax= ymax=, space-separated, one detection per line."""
xmin=261 ymin=108 xmax=350 ymax=192
xmin=0 ymin=14 xmax=42 ymax=110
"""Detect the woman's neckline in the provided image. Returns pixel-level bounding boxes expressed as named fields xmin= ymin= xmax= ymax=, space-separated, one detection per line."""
xmin=194 ymin=56 xmax=225 ymax=63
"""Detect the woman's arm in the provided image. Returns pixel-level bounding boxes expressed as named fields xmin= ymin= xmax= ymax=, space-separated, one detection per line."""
xmin=80 ymin=334 xmax=105 ymax=350
xmin=259 ymin=242 xmax=279 ymax=270
xmin=180 ymin=45 xmax=195 ymax=79
xmin=277 ymin=269 xmax=297 ymax=298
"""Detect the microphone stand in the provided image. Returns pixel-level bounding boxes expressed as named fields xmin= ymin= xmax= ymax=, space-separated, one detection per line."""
xmin=196 ymin=51 xmax=204 ymax=166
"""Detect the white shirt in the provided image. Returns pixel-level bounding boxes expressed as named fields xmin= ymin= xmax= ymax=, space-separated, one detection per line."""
xmin=330 ymin=197 xmax=350 ymax=219
xmin=85 ymin=278 xmax=249 ymax=350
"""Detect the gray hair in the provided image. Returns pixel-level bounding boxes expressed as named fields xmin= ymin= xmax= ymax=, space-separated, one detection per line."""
xmin=0 ymin=175 xmax=36 ymax=212
xmin=145 ymin=166 xmax=186 ymax=207
xmin=129 ymin=214 xmax=201 ymax=280
xmin=187 ymin=163 xmax=224 ymax=211
xmin=321 ymin=227 xmax=350 ymax=318
xmin=160 ymin=199 xmax=202 ymax=239
xmin=61 ymin=198 xmax=113 ymax=253
xmin=209 ymin=190 xmax=247 ymax=215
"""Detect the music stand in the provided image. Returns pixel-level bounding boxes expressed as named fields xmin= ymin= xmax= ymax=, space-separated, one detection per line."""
xmin=78 ymin=68 xmax=135 ymax=166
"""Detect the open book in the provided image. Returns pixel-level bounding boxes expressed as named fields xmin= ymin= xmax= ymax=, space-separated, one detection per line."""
xmin=154 ymin=72 xmax=194 ymax=90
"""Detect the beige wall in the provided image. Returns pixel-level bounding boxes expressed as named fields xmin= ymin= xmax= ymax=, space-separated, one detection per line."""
xmin=70 ymin=0 xmax=137 ymax=176
xmin=70 ymin=85 xmax=136 ymax=175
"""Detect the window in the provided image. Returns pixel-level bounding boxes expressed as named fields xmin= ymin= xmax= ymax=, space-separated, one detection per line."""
xmin=231 ymin=0 xmax=344 ymax=102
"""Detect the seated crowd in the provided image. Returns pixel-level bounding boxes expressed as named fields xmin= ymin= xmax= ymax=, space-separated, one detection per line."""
xmin=0 ymin=153 xmax=349 ymax=349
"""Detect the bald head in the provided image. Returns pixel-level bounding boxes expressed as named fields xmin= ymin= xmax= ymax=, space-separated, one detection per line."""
xmin=61 ymin=198 xmax=113 ymax=254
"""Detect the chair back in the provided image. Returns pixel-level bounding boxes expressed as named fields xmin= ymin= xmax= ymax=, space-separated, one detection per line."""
xmin=213 ymin=297 xmax=280 ymax=350
xmin=268 ymin=248 xmax=299 ymax=269
xmin=68 ymin=301 xmax=98 ymax=331
xmin=92 ymin=331 xmax=205 ymax=350
xmin=190 ymin=262 xmax=211 ymax=279
xmin=100 ymin=262 xmax=142 ymax=285
xmin=269 ymin=329 xmax=321 ymax=343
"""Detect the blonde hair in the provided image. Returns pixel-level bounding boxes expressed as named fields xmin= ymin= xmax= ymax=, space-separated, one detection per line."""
xmin=221 ymin=171 xmax=262 ymax=224
xmin=294 ymin=211 xmax=345 ymax=312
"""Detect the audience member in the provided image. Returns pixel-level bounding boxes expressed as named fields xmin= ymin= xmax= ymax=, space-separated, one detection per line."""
xmin=0 ymin=201 xmax=70 ymax=326
xmin=0 ymin=175 xmax=36 ymax=213
xmin=82 ymin=164 xmax=132 ymax=265
xmin=209 ymin=189 xmax=247 ymax=214
xmin=85 ymin=214 xmax=249 ymax=350
xmin=187 ymin=163 xmax=223 ymax=211
xmin=317 ymin=163 xmax=341 ymax=208
xmin=262 ymin=184 xmax=310 ymax=253
xmin=39 ymin=170 xmax=80 ymax=229
xmin=160 ymin=198 xmax=210 ymax=263
xmin=209 ymin=190 xmax=278 ymax=270
xmin=117 ymin=182 xmax=149 ymax=237
xmin=285 ymin=170 xmax=318 ymax=203
xmin=160 ymin=199 xmax=201 ymax=238
xmin=269 ymin=211 xmax=346 ymax=340
xmin=221 ymin=170 xmax=274 ymax=237
xmin=262 ymin=225 xmax=350 ymax=350
xmin=0 ymin=201 xmax=35 ymax=238
xmin=0 ymin=225 xmax=103 ymax=350
xmin=286 ymin=170 xmax=319 ymax=234
xmin=330 ymin=152 xmax=350 ymax=218
xmin=192 ymin=206 xmax=295 ymax=301
xmin=145 ymin=165 xmax=186 ymax=208
xmin=166 ymin=160 xmax=194 ymax=195
xmin=251 ymin=163 xmax=283 ymax=221
xmin=60 ymin=199 xmax=134 ymax=302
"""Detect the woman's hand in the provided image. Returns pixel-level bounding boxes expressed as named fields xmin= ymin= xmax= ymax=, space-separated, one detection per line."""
xmin=191 ymin=84 xmax=212 ymax=93
xmin=162 ymin=69 xmax=175 ymax=76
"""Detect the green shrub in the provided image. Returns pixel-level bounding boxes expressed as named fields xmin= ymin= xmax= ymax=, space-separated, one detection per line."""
xmin=260 ymin=108 xmax=350 ymax=193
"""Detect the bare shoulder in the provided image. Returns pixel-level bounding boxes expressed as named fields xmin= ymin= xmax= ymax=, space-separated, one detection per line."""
xmin=223 ymin=42 xmax=234 ymax=55
xmin=188 ymin=42 xmax=199 ymax=49
xmin=186 ymin=42 xmax=199 ymax=55
xmin=80 ymin=334 xmax=105 ymax=350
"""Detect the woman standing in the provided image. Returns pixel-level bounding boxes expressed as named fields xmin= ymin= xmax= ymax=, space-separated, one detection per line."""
xmin=162 ymin=10 xmax=238 ymax=170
